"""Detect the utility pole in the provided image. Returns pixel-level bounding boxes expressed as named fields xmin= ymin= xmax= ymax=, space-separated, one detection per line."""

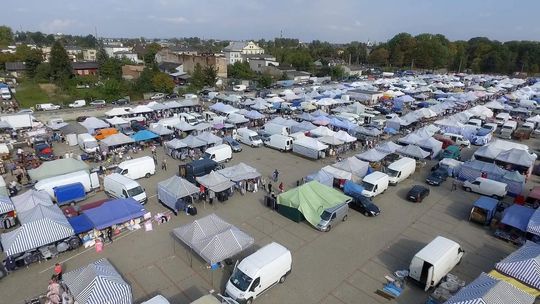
xmin=411 ymin=59 xmax=415 ymax=70
xmin=458 ymin=57 xmax=463 ymax=73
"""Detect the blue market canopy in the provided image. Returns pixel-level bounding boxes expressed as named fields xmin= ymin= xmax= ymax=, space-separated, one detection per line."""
xmin=83 ymin=198 xmax=146 ymax=230
xmin=131 ymin=130 xmax=159 ymax=142
xmin=501 ymin=204 xmax=535 ymax=231
xmin=445 ymin=272 xmax=534 ymax=304
xmin=172 ymin=213 xmax=254 ymax=265
xmin=495 ymin=241 xmax=540 ymax=290
xmin=63 ymin=258 xmax=132 ymax=304
xmin=68 ymin=214 xmax=94 ymax=234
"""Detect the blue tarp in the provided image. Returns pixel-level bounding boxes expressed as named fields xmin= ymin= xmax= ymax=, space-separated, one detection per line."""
xmin=67 ymin=214 xmax=94 ymax=234
xmin=83 ymin=198 xmax=146 ymax=230
xmin=343 ymin=180 xmax=364 ymax=197
xmin=54 ymin=183 xmax=85 ymax=206
xmin=131 ymin=130 xmax=159 ymax=142
xmin=473 ymin=196 xmax=498 ymax=221
xmin=501 ymin=205 xmax=535 ymax=231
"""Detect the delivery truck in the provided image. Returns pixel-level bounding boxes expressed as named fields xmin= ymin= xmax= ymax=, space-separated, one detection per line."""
xmin=34 ymin=170 xmax=100 ymax=201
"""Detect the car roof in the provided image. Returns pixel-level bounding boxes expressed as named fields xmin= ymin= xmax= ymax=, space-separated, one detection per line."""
xmin=410 ymin=185 xmax=428 ymax=193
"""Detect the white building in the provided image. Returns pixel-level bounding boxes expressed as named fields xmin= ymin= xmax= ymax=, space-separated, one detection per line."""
xmin=223 ymin=41 xmax=264 ymax=65
xmin=114 ymin=51 xmax=139 ymax=63
xmin=104 ymin=44 xmax=132 ymax=57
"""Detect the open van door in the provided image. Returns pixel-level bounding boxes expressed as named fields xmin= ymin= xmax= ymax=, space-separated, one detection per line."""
xmin=424 ymin=266 xmax=434 ymax=291
xmin=90 ymin=172 xmax=100 ymax=189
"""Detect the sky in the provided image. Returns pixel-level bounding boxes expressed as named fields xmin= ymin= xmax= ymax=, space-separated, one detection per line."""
xmin=5 ymin=0 xmax=540 ymax=43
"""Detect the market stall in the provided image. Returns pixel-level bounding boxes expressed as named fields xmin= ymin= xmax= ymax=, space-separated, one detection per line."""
xmin=157 ymin=175 xmax=199 ymax=214
xmin=495 ymin=241 xmax=540 ymax=290
xmin=83 ymin=198 xmax=146 ymax=230
xmin=63 ymin=258 xmax=132 ymax=304
xmin=164 ymin=138 xmax=188 ymax=159
xmin=172 ymin=213 xmax=254 ymax=265
xmin=495 ymin=204 xmax=535 ymax=246
xmin=196 ymin=171 xmax=235 ymax=202
xmin=12 ymin=189 xmax=53 ymax=213
xmin=28 ymin=158 xmax=89 ymax=181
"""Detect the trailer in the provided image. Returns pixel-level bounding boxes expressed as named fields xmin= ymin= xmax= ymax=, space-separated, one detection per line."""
xmin=54 ymin=183 xmax=86 ymax=206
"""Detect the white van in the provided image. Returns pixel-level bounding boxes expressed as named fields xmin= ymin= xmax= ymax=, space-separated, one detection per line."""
xmin=115 ymin=156 xmax=156 ymax=180
xmin=386 ymin=157 xmax=416 ymax=185
xmin=495 ymin=113 xmax=511 ymax=126
xmin=266 ymin=134 xmax=293 ymax=151
xmin=202 ymin=144 xmax=232 ymax=163
xmin=179 ymin=113 xmax=198 ymax=126
xmin=104 ymin=173 xmax=147 ymax=204
xmin=34 ymin=170 xmax=100 ymax=200
xmin=409 ymin=236 xmax=464 ymax=291
xmin=236 ymin=128 xmax=263 ymax=147
xmin=443 ymin=133 xmax=470 ymax=147
xmin=225 ymin=243 xmax=292 ymax=304
xmin=69 ymin=99 xmax=86 ymax=108
xmin=37 ymin=103 xmax=61 ymax=111
xmin=233 ymin=84 xmax=247 ymax=92
xmin=77 ymin=133 xmax=99 ymax=153
xmin=264 ymin=122 xmax=290 ymax=136
xmin=463 ymin=177 xmax=507 ymax=199
xmin=361 ymin=172 xmax=389 ymax=198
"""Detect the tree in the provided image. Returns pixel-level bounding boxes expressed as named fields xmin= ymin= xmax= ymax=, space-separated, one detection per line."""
xmin=330 ymin=66 xmax=346 ymax=80
xmin=143 ymin=42 xmax=161 ymax=67
xmin=34 ymin=63 xmax=51 ymax=82
xmin=25 ymin=49 xmax=44 ymax=78
xmin=202 ymin=65 xmax=218 ymax=87
xmin=134 ymin=67 xmax=155 ymax=93
xmin=368 ymin=48 xmax=389 ymax=66
xmin=152 ymin=72 xmax=175 ymax=93
xmin=49 ymin=41 xmax=72 ymax=85
xmin=190 ymin=63 xmax=205 ymax=89
xmin=0 ymin=26 xmax=13 ymax=46
xmin=257 ymin=73 xmax=273 ymax=88
xmin=228 ymin=61 xmax=254 ymax=79
xmin=100 ymin=58 xmax=122 ymax=80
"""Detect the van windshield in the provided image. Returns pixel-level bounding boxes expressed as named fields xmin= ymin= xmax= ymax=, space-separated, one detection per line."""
xmin=361 ymin=181 xmax=376 ymax=192
xmin=386 ymin=168 xmax=399 ymax=177
xmin=230 ymin=268 xmax=253 ymax=291
xmin=127 ymin=186 xmax=144 ymax=197
xmin=249 ymin=135 xmax=260 ymax=141
xmin=321 ymin=210 xmax=332 ymax=220
xmin=114 ymin=167 xmax=125 ymax=175
xmin=202 ymin=152 xmax=212 ymax=159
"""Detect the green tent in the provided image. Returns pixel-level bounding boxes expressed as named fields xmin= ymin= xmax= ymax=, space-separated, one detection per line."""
xmin=277 ymin=181 xmax=351 ymax=226
xmin=28 ymin=158 xmax=90 ymax=181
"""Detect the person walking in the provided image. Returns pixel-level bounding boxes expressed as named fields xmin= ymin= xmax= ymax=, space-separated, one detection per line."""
xmin=54 ymin=263 xmax=63 ymax=280
xmin=267 ymin=182 xmax=273 ymax=194
xmin=272 ymin=169 xmax=279 ymax=182
xmin=278 ymin=182 xmax=284 ymax=193
xmin=161 ymin=159 xmax=167 ymax=171
xmin=107 ymin=227 xmax=113 ymax=243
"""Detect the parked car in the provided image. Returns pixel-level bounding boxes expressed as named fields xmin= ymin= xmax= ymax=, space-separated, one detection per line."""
xmin=223 ymin=136 xmax=242 ymax=152
xmin=440 ymin=145 xmax=461 ymax=160
xmin=68 ymin=99 xmax=86 ymax=108
xmin=150 ymin=93 xmax=165 ymax=100
xmin=257 ymin=130 xmax=272 ymax=143
xmin=349 ymin=195 xmax=380 ymax=217
xmin=166 ymin=93 xmax=178 ymax=99
xmin=90 ymin=99 xmax=106 ymax=106
xmin=112 ymin=98 xmax=129 ymax=105
xmin=407 ymin=185 xmax=430 ymax=202
xmin=425 ymin=168 xmax=449 ymax=186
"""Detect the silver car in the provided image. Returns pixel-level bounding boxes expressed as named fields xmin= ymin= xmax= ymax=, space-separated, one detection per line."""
xmin=316 ymin=202 xmax=349 ymax=232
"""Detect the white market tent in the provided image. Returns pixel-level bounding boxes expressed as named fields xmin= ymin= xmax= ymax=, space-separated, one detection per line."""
xmin=196 ymin=171 xmax=235 ymax=193
xmin=149 ymin=124 xmax=174 ymax=136
xmin=12 ymin=190 xmax=53 ymax=213
xmin=165 ymin=138 xmax=188 ymax=150
xmin=310 ymin=126 xmax=335 ymax=137
xmin=106 ymin=117 xmax=128 ymax=126
xmin=216 ymin=163 xmax=261 ymax=182
xmin=376 ymin=141 xmax=402 ymax=154
xmin=130 ymin=105 xmax=154 ymax=114
xmin=172 ymin=213 xmax=254 ymax=265
xmin=157 ymin=176 xmax=199 ymax=212
xmin=356 ymin=149 xmax=388 ymax=162
xmin=334 ymin=130 xmax=357 ymax=143
xmin=105 ymin=107 xmax=132 ymax=117
xmin=196 ymin=132 xmax=223 ymax=146
xmin=79 ymin=117 xmax=109 ymax=134
xmin=495 ymin=241 xmax=540 ymax=290
xmin=180 ymin=135 xmax=206 ymax=148
xmin=0 ymin=196 xmax=13 ymax=215
xmin=100 ymin=133 xmax=135 ymax=147
xmin=396 ymin=144 xmax=430 ymax=159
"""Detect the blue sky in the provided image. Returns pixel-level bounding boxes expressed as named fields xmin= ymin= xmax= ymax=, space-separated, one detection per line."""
xmin=5 ymin=0 xmax=540 ymax=43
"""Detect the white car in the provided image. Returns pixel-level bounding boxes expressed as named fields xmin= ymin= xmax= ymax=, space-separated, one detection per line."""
xmin=1 ymin=92 xmax=11 ymax=100
xmin=150 ymin=93 xmax=165 ymax=100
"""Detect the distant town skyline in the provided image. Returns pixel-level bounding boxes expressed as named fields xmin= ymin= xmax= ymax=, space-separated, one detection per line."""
xmin=5 ymin=0 xmax=540 ymax=43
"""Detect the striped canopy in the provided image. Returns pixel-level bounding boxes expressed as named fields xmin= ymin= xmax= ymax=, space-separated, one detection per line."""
xmin=526 ymin=208 xmax=540 ymax=236
xmin=1 ymin=217 xmax=74 ymax=256
xmin=173 ymin=213 xmax=254 ymax=265
xmin=445 ymin=272 xmax=534 ymax=304
xmin=0 ymin=195 xmax=13 ymax=214
xmin=63 ymin=259 xmax=132 ymax=304
xmin=495 ymin=241 xmax=540 ymax=290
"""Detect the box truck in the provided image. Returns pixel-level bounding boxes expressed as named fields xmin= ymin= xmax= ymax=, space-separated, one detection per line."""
xmin=77 ymin=133 xmax=99 ymax=153
xmin=386 ymin=157 xmax=415 ymax=185
xmin=104 ymin=173 xmax=147 ymax=204
xmin=115 ymin=156 xmax=156 ymax=179
xmin=225 ymin=243 xmax=292 ymax=304
xmin=34 ymin=170 xmax=99 ymax=200
xmin=409 ymin=236 xmax=464 ymax=291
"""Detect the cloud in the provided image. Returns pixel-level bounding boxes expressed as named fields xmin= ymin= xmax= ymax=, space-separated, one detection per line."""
xmin=41 ymin=19 xmax=77 ymax=33
xmin=160 ymin=16 xmax=189 ymax=24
